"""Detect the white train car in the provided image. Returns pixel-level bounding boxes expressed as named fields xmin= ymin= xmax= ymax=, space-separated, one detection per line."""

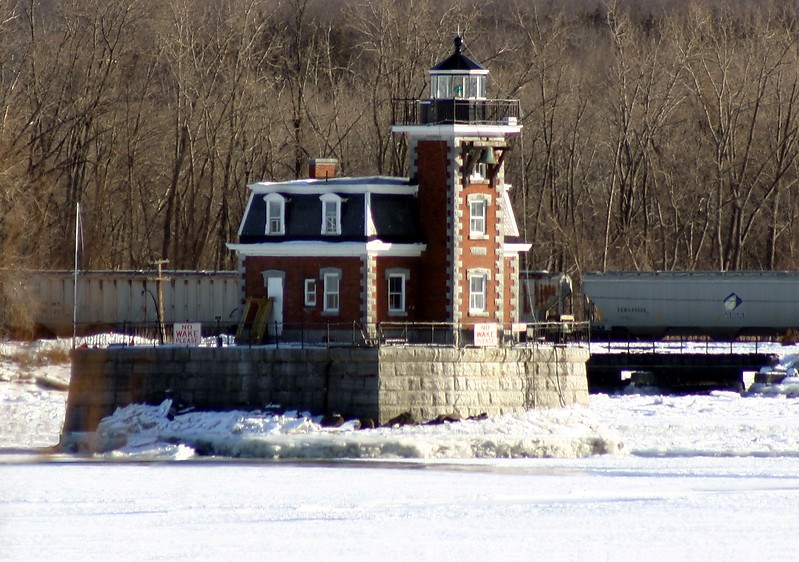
xmin=582 ymin=271 xmax=799 ymax=338
xmin=28 ymin=270 xmax=243 ymax=335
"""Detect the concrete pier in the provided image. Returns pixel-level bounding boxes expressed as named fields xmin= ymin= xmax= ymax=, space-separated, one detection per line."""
xmin=62 ymin=345 xmax=589 ymax=438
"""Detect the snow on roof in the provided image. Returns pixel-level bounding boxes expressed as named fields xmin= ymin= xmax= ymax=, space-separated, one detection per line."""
xmin=248 ymin=176 xmax=417 ymax=195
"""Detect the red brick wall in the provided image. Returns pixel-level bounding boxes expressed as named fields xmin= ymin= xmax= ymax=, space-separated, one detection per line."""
xmin=415 ymin=140 xmax=451 ymax=321
xmin=243 ymin=255 xmax=363 ymax=323
xmin=458 ymin=179 xmax=501 ymax=322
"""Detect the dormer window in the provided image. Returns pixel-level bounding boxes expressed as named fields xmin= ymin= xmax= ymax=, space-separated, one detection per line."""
xmin=264 ymin=193 xmax=285 ymax=235
xmin=320 ymin=193 xmax=342 ymax=235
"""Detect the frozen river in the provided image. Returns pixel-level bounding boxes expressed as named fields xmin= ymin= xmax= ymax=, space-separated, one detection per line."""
xmin=3 ymin=456 xmax=799 ymax=561
xmin=4 ymin=341 xmax=799 ymax=560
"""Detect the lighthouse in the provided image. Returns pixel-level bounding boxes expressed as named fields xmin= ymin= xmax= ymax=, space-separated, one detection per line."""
xmin=392 ymin=35 xmax=529 ymax=326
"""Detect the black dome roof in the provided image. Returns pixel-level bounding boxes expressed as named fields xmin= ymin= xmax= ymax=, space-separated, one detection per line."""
xmin=430 ymin=36 xmax=486 ymax=72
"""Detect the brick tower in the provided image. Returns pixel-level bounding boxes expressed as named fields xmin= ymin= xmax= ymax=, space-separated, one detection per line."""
xmin=392 ymin=36 xmax=529 ymax=326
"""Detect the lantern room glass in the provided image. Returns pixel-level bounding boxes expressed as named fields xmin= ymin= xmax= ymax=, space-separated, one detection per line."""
xmin=431 ymin=74 xmax=485 ymax=100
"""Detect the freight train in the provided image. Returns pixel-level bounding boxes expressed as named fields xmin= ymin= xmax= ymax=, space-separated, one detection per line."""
xmin=581 ymin=271 xmax=799 ymax=340
xmin=16 ymin=270 xmax=243 ymax=337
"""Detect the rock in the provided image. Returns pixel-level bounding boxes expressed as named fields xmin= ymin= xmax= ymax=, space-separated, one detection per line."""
xmin=385 ymin=411 xmax=416 ymax=427
xmin=321 ymin=413 xmax=344 ymax=428
xmin=426 ymin=413 xmax=462 ymax=425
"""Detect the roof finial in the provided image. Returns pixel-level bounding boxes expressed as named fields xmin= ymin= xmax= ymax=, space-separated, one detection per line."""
xmin=454 ymin=34 xmax=462 ymax=54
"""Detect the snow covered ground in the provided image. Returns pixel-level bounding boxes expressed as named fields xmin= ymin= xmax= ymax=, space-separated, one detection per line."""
xmin=4 ymin=338 xmax=799 ymax=560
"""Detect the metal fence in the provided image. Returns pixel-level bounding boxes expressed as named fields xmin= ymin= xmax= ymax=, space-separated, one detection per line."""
xmin=74 ymin=321 xmax=590 ymax=349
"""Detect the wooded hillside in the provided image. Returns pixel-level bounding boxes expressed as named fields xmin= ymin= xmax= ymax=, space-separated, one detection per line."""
xmin=2 ymin=0 xmax=799 ymax=277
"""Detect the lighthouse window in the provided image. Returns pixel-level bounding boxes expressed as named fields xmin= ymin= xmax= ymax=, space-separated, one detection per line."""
xmin=470 ymin=76 xmax=485 ymax=99
xmin=453 ymin=76 xmax=465 ymax=98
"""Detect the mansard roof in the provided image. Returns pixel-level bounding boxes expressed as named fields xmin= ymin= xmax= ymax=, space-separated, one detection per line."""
xmin=237 ymin=176 xmax=424 ymax=245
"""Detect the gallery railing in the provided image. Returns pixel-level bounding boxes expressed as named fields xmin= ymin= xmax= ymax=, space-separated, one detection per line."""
xmin=73 ymin=320 xmax=590 ymax=349
xmin=392 ymin=98 xmax=522 ymax=127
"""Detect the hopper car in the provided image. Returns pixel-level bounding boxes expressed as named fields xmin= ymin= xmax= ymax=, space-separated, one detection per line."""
xmin=582 ymin=271 xmax=799 ymax=340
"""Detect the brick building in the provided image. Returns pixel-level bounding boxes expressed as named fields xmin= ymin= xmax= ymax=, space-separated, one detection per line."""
xmin=228 ymin=36 xmax=529 ymax=334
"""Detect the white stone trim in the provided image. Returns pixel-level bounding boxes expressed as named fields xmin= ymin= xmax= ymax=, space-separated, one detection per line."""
xmin=364 ymin=192 xmax=376 ymax=236
xmin=448 ymin=140 xmax=460 ymax=323
xmin=502 ymin=242 xmax=532 ymax=255
xmin=364 ymin=255 xmax=374 ymax=324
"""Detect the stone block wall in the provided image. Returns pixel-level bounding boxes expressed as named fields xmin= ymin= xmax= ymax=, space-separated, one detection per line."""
xmin=376 ymin=346 xmax=589 ymax=423
xmin=64 ymin=347 xmax=381 ymax=437
xmin=62 ymin=345 xmax=589 ymax=439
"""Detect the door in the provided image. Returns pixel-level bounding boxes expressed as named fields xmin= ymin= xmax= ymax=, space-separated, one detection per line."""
xmin=266 ymin=275 xmax=284 ymax=336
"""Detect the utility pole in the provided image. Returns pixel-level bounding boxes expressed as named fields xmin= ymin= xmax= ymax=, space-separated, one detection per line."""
xmin=150 ymin=259 xmax=170 ymax=344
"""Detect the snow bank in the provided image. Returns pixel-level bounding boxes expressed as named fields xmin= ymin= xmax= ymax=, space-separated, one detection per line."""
xmin=88 ymin=400 xmax=623 ymax=461
xmin=592 ymin=391 xmax=799 ymax=457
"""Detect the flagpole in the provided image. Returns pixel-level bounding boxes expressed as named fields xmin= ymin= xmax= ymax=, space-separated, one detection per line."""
xmin=72 ymin=202 xmax=80 ymax=348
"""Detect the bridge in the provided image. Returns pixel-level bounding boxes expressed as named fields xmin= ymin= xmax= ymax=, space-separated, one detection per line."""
xmin=587 ymin=342 xmax=778 ymax=393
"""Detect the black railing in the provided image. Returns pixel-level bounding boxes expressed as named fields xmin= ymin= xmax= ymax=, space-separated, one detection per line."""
xmin=73 ymin=321 xmax=590 ymax=349
xmin=392 ymin=98 xmax=521 ymax=127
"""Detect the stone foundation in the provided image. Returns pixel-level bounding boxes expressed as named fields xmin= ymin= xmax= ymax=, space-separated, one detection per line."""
xmin=62 ymin=345 xmax=589 ymax=439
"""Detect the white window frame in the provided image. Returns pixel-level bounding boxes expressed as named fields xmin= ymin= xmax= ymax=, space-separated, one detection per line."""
xmin=470 ymin=199 xmax=487 ymax=236
xmin=304 ymin=278 xmax=317 ymax=307
xmin=387 ymin=275 xmax=405 ymax=313
xmin=264 ymin=193 xmax=285 ymax=235
xmin=320 ymin=193 xmax=342 ymax=235
xmin=321 ymin=268 xmax=341 ymax=315
xmin=385 ymin=268 xmax=410 ymax=315
xmin=468 ymin=269 xmax=490 ymax=316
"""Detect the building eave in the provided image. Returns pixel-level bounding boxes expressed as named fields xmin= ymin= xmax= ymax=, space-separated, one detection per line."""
xmin=247 ymin=176 xmax=418 ymax=196
xmin=502 ymin=243 xmax=531 ymax=256
xmin=227 ymin=241 xmax=427 ymax=258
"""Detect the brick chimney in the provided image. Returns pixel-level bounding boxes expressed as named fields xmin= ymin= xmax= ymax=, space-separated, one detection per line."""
xmin=308 ymin=158 xmax=338 ymax=179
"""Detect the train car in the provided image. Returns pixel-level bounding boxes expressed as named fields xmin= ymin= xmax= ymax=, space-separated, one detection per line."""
xmin=26 ymin=270 xmax=243 ymax=336
xmin=519 ymin=271 xmax=573 ymax=322
xmin=582 ymin=271 xmax=799 ymax=339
